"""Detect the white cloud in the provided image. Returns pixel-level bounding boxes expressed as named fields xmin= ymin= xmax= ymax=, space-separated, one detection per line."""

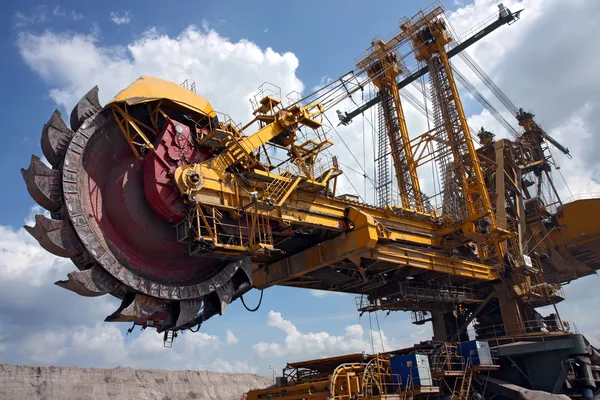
xmin=212 ymin=359 xmax=258 ymax=374
xmin=71 ymin=11 xmax=84 ymax=21
xmin=17 ymin=322 xmax=225 ymax=369
xmin=13 ymin=7 xmax=48 ymax=28
xmin=309 ymin=289 xmax=348 ymax=297
xmin=17 ymin=25 xmax=303 ymax=127
xmin=13 ymin=6 xmax=83 ymax=27
xmin=449 ymin=0 xmax=600 ymax=198
xmin=0 ymin=209 xmax=257 ymax=370
xmin=53 ymin=6 xmax=66 ymax=17
xmin=225 ymin=329 xmax=239 ymax=345
xmin=309 ymin=289 xmax=330 ymax=297
xmin=252 ymin=311 xmax=424 ymax=359
xmin=110 ymin=11 xmax=132 ymax=25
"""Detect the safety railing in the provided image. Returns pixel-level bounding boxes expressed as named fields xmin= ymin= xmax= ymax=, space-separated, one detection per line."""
xmin=285 ymin=90 xmax=303 ymax=107
xmin=250 ymin=82 xmax=282 ymax=114
xmin=561 ymin=192 xmax=600 ymax=204
xmin=431 ymin=343 xmax=500 ymax=376
xmin=215 ymin=111 xmax=243 ymax=132
xmin=180 ymin=78 xmax=197 ymax=93
xmin=470 ymin=318 xmax=579 ymax=343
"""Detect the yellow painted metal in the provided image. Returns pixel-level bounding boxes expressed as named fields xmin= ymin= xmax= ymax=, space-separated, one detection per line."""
xmin=173 ymin=162 xmax=439 ymax=244
xmin=110 ymin=103 xmax=156 ymax=160
xmin=363 ymin=244 xmax=499 ymax=281
xmin=546 ymin=198 xmax=600 ymax=282
xmin=435 ymin=43 xmax=495 ymax=227
xmin=550 ymin=199 xmax=600 ymax=248
xmin=357 ymin=37 xmax=424 ymax=212
xmin=247 ymin=380 xmax=330 ymax=400
xmin=247 ymin=354 xmax=403 ymax=400
xmin=109 ymin=75 xmax=216 ymax=118
xmin=253 ymin=207 xmax=380 ymax=288
xmin=400 ymin=6 xmax=511 ymax=267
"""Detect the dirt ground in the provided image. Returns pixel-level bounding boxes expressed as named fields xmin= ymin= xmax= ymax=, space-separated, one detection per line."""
xmin=0 ymin=363 xmax=273 ymax=400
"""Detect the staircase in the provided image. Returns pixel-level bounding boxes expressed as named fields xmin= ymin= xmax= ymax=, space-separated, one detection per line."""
xmin=263 ymin=175 xmax=301 ymax=208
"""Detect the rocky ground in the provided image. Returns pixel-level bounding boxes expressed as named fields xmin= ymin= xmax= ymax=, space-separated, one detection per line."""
xmin=0 ymin=363 xmax=273 ymax=400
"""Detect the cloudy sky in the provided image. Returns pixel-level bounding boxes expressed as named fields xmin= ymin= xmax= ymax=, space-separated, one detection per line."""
xmin=1 ymin=0 xmax=599 ymax=376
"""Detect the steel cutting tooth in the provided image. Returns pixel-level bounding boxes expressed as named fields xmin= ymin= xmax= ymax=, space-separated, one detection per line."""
xmin=231 ymin=258 xmax=253 ymax=296
xmin=70 ymin=86 xmax=101 ymax=132
xmin=174 ymin=298 xmax=203 ymax=329
xmin=21 ymin=155 xmax=62 ymax=212
xmin=111 ymin=294 xmax=164 ymax=322
xmin=202 ymin=292 xmax=221 ymax=322
xmin=55 ymin=265 xmax=121 ymax=297
xmin=216 ymin=280 xmax=235 ymax=315
xmin=24 ymin=214 xmax=80 ymax=258
xmin=104 ymin=292 xmax=136 ymax=322
xmin=41 ymin=110 xmax=74 ymax=168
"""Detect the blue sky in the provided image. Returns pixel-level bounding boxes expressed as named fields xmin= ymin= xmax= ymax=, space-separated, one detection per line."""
xmin=1 ymin=0 xmax=600 ymax=376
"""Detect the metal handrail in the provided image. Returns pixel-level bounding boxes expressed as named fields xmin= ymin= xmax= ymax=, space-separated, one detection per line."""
xmin=562 ymin=192 xmax=600 ymax=204
xmin=468 ymin=318 xmax=579 ymax=342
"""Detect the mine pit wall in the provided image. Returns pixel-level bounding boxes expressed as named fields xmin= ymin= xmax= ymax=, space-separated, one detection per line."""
xmin=0 ymin=364 xmax=272 ymax=400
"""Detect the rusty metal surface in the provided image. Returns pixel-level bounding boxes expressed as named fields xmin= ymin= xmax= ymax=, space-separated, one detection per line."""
xmin=24 ymin=214 xmax=80 ymax=258
xmin=41 ymin=109 xmax=74 ymax=168
xmin=21 ymin=155 xmax=61 ymax=212
xmin=69 ymin=86 xmax=100 ymax=133
xmin=54 ymin=265 xmax=122 ymax=297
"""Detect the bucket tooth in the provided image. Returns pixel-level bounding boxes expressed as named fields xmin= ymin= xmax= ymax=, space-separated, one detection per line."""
xmin=70 ymin=86 xmax=101 ymax=132
xmin=174 ymin=298 xmax=203 ymax=329
xmin=216 ymin=280 xmax=235 ymax=315
xmin=24 ymin=215 xmax=80 ymax=258
xmin=114 ymin=294 xmax=164 ymax=322
xmin=41 ymin=110 xmax=74 ymax=168
xmin=21 ymin=155 xmax=61 ymax=212
xmin=158 ymin=302 xmax=179 ymax=333
xmin=202 ymin=292 xmax=221 ymax=322
xmin=104 ymin=292 xmax=136 ymax=322
xmin=231 ymin=257 xmax=253 ymax=297
xmin=55 ymin=265 xmax=121 ymax=297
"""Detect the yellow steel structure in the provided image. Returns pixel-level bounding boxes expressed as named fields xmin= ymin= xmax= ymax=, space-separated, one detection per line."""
xmin=110 ymin=75 xmax=217 ymax=118
xmin=102 ymin=4 xmax=600 ymax=345
xmin=399 ymin=6 xmax=510 ymax=268
xmin=247 ymin=354 xmax=413 ymax=400
xmin=356 ymin=36 xmax=424 ymax=212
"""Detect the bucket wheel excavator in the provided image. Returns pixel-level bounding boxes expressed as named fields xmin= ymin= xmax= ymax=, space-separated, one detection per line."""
xmin=22 ymin=79 xmax=256 ymax=335
xmin=20 ymin=5 xmax=600 ymax=397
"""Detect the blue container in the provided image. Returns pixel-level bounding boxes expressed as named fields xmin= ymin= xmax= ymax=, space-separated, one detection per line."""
xmin=457 ymin=340 xmax=493 ymax=366
xmin=390 ymin=354 xmax=433 ymax=389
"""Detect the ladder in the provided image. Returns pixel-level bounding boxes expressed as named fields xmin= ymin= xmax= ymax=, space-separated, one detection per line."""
xmin=429 ymin=55 xmax=466 ymax=221
xmin=163 ymin=330 xmax=177 ymax=348
xmin=263 ymin=176 xmax=301 ymax=207
xmin=455 ymin=358 xmax=473 ymax=400
xmin=376 ymin=99 xmax=392 ymax=207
